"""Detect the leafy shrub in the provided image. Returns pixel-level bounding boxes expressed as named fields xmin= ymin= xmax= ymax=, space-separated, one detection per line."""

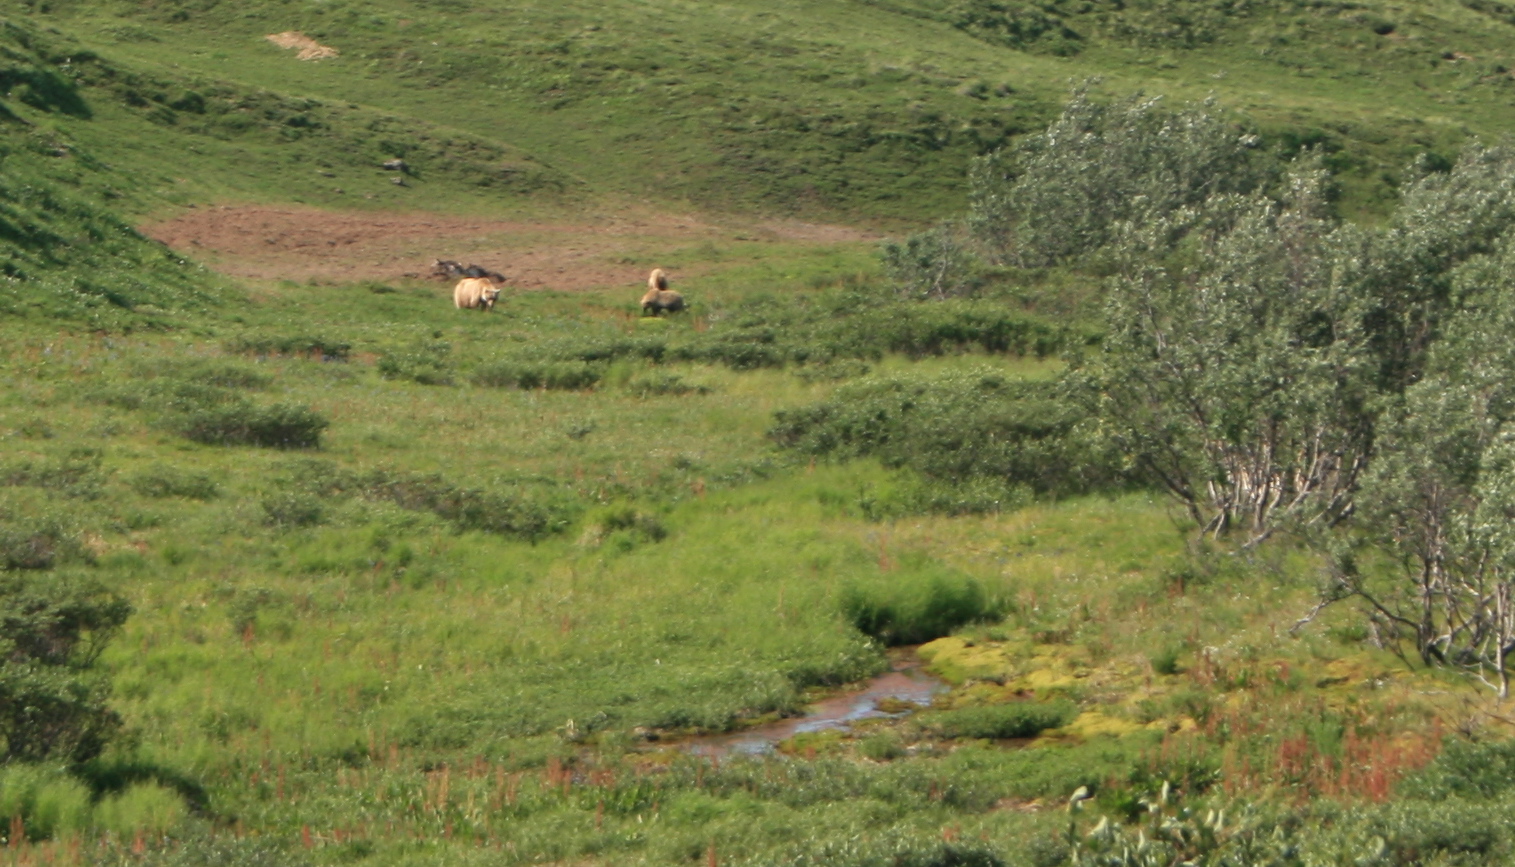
xmin=1148 ymin=645 xmax=1182 ymax=676
xmin=921 ymin=700 xmax=1076 ymax=739
xmin=90 ymin=377 xmax=241 ymax=415
xmin=1402 ymin=739 xmax=1515 ymax=800
xmin=0 ymin=766 xmax=91 ymax=841
xmin=581 ymin=506 xmax=668 ymax=549
xmin=793 ymin=359 xmax=872 ymax=383
xmin=840 ymin=559 xmax=1003 ymax=645
xmin=952 ymin=0 xmax=1082 ymax=55
xmin=260 ymin=492 xmax=325 ymax=529
xmin=0 ymin=512 xmax=86 ymax=570
xmin=472 ymin=360 xmax=603 ymax=390
xmin=626 ymin=372 xmax=708 ymax=396
xmin=858 ymin=732 xmax=905 ymax=761
xmin=0 ymin=572 xmax=131 ymax=763
xmin=358 ymin=472 xmax=574 ymax=540
xmin=128 ymin=464 xmax=219 ymax=500
xmin=174 ymin=402 xmax=328 ymax=449
xmin=93 ymin=782 xmax=187 ymax=837
xmin=224 ymin=332 xmax=350 ymax=360
xmin=952 ymin=0 xmax=1252 ymax=54
xmin=881 ymin=221 xmax=979 ymax=299
xmin=821 ymin=303 xmax=1080 ymax=359
xmin=377 ymin=339 xmax=452 ymax=385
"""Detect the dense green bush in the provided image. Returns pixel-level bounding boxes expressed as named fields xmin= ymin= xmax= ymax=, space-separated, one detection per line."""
xmin=0 ymin=572 xmax=131 ymax=763
xmin=0 ymin=765 xmax=92 ymax=841
xmin=173 ymin=401 xmax=328 ymax=448
xmin=921 ymin=701 xmax=1077 ymax=739
xmin=840 ymin=559 xmax=1002 ymax=645
xmin=1403 ymin=739 xmax=1515 ymax=800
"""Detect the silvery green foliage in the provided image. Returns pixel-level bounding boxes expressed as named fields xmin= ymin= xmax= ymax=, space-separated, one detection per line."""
xmin=967 ymin=85 xmax=1265 ymax=267
xmin=1346 ymin=234 xmax=1515 ymax=695
xmin=879 ymin=221 xmax=977 ymax=300
xmin=1074 ymin=163 xmax=1375 ymax=543
xmin=1352 ymin=142 xmax=1515 ymax=391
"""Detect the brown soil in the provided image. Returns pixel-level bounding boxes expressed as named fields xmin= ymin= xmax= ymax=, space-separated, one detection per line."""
xmin=141 ymin=205 xmax=880 ymax=292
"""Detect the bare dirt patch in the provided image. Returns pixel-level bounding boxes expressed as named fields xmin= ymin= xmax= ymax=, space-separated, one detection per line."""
xmin=142 ymin=205 xmax=879 ymax=292
xmin=265 ymin=32 xmax=339 ymax=61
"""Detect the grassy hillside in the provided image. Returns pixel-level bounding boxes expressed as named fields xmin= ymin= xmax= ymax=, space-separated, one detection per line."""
xmin=10 ymin=0 xmax=1515 ymax=222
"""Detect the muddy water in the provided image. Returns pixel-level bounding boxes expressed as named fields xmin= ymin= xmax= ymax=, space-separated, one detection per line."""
xmin=680 ymin=654 xmax=947 ymax=757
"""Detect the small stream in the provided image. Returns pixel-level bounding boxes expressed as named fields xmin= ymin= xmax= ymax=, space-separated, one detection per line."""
xmin=679 ymin=653 xmax=948 ymax=757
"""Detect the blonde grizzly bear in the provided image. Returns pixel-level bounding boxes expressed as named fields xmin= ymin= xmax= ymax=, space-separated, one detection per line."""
xmin=454 ymin=277 xmax=501 ymax=311
xmin=640 ymin=269 xmax=685 ymax=315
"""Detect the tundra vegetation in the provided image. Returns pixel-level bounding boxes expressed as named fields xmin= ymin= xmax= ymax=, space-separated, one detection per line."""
xmin=8 ymin=1 xmax=1515 ymax=865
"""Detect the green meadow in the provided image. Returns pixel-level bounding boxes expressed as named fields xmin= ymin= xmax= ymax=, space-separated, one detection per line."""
xmin=7 ymin=1 xmax=1515 ymax=864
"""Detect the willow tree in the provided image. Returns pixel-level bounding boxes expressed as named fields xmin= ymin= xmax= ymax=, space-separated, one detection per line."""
xmin=967 ymin=84 xmax=1269 ymax=267
xmin=1341 ymin=236 xmax=1515 ymax=695
xmin=1071 ymin=166 xmax=1378 ymax=545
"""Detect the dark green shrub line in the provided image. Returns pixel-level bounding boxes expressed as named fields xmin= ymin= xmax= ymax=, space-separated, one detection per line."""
xmin=82 ymin=376 xmax=328 ymax=449
xmin=472 ymin=360 xmax=604 ymax=391
xmin=485 ymin=301 xmax=1082 ymax=378
xmin=0 ymin=452 xmax=105 ymax=499
xmin=276 ymin=460 xmax=579 ymax=542
xmin=223 ymin=333 xmax=351 ymax=361
xmin=770 ymin=370 xmax=1128 ymax=513
xmin=171 ymin=402 xmax=327 ymax=449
